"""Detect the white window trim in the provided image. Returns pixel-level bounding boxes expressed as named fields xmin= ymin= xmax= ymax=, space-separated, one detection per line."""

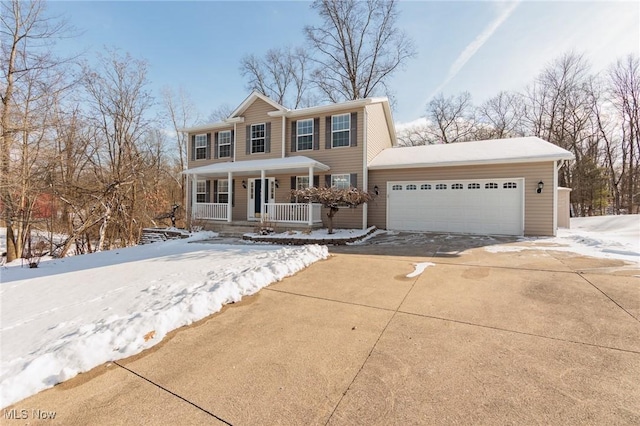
xmin=251 ymin=123 xmax=266 ymax=154
xmin=218 ymin=130 xmax=231 ymax=158
xmin=196 ymin=180 xmax=207 ymax=203
xmin=296 ymin=176 xmax=310 ymax=190
xmin=331 ymin=173 xmax=351 ymax=189
xmin=195 ymin=134 xmax=207 ymax=160
xmin=216 ymin=179 xmax=229 ymax=203
xmin=331 ymin=113 xmax=350 ymax=148
xmin=297 ymin=119 xmax=314 ymax=151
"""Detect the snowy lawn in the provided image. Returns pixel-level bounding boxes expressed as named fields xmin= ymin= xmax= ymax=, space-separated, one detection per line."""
xmin=0 ymin=233 xmax=328 ymax=408
xmin=485 ymin=214 xmax=639 ymax=264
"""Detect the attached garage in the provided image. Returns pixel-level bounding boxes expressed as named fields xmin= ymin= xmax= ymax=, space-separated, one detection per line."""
xmin=387 ymin=178 xmax=524 ymax=235
xmin=367 ymin=137 xmax=575 ymax=236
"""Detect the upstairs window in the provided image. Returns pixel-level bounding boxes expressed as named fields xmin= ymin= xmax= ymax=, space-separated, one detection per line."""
xmin=332 ymin=114 xmax=350 ymax=148
xmin=218 ymin=130 xmax=231 ymax=158
xmin=195 ymin=134 xmax=207 ymax=160
xmin=297 ymin=119 xmax=313 ymax=151
xmin=251 ymin=123 xmax=266 ymax=153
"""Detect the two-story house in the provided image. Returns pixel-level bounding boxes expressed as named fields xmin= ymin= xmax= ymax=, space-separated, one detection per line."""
xmin=182 ymin=91 xmax=573 ymax=236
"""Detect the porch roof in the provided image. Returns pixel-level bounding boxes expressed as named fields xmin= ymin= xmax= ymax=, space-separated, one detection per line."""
xmin=183 ymin=156 xmax=330 ymax=177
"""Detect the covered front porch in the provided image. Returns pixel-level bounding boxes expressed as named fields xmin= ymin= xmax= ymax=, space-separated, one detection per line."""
xmin=184 ymin=156 xmax=330 ymax=226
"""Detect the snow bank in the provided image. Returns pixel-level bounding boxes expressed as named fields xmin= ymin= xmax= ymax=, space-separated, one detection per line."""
xmin=0 ymin=238 xmax=328 ymax=408
xmin=485 ymin=215 xmax=639 ymax=263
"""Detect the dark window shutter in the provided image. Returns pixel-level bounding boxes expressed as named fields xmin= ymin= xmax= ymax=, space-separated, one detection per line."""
xmin=191 ymin=135 xmax=195 ymax=160
xmin=325 ymin=116 xmax=332 ymax=149
xmin=230 ymin=130 xmax=235 ymax=159
xmin=232 ymin=179 xmax=235 ymax=207
xmin=291 ymin=121 xmax=297 ymax=152
xmin=213 ymin=180 xmax=218 ymax=203
xmin=206 ymin=179 xmax=212 ymax=203
xmin=313 ymin=175 xmax=319 ymax=188
xmin=206 ymin=133 xmax=212 ymax=159
xmin=245 ymin=125 xmax=251 ymax=155
xmin=214 ymin=132 xmax=219 ymax=159
xmin=313 ymin=118 xmax=320 ymax=150
xmin=350 ymin=173 xmax=357 ymax=188
xmin=350 ymin=112 xmax=357 ymax=147
xmin=325 ymin=174 xmax=332 ymax=187
xmin=265 ymin=122 xmax=271 ymax=153
xmin=290 ymin=176 xmax=296 ymax=190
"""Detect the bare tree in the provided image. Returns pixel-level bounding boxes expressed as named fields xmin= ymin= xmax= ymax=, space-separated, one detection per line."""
xmin=161 ymin=86 xmax=197 ymax=216
xmin=81 ymin=49 xmax=153 ymax=250
xmin=396 ymin=121 xmax=433 ymax=146
xmin=206 ymin=103 xmax=234 ymax=123
xmin=240 ymin=46 xmax=315 ymax=108
xmin=606 ymin=54 xmax=640 ymax=214
xmin=291 ymin=186 xmax=372 ymax=234
xmin=1 ymin=0 xmax=75 ymax=262
xmin=305 ymin=0 xmax=415 ymax=102
xmin=425 ymin=92 xmax=477 ymax=143
xmin=523 ymin=52 xmax=606 ymax=215
xmin=477 ymin=91 xmax=526 ymax=139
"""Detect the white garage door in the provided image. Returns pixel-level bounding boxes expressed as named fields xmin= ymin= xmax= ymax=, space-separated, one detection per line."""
xmin=387 ymin=178 xmax=524 ymax=235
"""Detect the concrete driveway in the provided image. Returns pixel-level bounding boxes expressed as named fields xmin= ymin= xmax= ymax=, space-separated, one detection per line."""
xmin=6 ymin=233 xmax=640 ymax=425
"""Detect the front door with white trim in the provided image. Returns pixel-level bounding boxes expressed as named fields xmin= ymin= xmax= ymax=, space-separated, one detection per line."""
xmin=248 ymin=178 xmax=276 ymax=220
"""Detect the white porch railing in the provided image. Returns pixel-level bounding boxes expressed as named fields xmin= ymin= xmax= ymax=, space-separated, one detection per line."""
xmin=264 ymin=203 xmax=322 ymax=224
xmin=193 ymin=203 xmax=228 ymax=221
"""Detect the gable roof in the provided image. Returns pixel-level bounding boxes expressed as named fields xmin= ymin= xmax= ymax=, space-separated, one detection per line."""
xmin=179 ymin=93 xmax=396 ymax=146
xmin=229 ymin=90 xmax=288 ymax=118
xmin=368 ymin=137 xmax=574 ymax=170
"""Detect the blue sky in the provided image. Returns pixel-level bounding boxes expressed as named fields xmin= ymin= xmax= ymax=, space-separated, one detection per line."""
xmin=47 ymin=1 xmax=639 ymax=124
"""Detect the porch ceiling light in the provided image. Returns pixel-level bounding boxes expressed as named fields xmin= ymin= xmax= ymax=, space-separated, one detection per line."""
xmin=537 ymin=181 xmax=544 ymax=194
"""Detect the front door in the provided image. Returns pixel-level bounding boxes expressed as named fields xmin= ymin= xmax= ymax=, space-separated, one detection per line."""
xmin=248 ymin=178 xmax=275 ymax=220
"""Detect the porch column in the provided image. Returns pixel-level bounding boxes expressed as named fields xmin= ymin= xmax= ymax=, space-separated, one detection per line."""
xmin=308 ymin=166 xmax=313 ymax=226
xmin=260 ymin=169 xmax=266 ymax=223
xmin=227 ymin=171 xmax=233 ymax=223
xmin=191 ymin=174 xmax=198 ymax=220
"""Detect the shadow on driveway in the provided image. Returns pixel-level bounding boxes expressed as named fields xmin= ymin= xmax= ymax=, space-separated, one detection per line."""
xmin=330 ymin=231 xmax=521 ymax=258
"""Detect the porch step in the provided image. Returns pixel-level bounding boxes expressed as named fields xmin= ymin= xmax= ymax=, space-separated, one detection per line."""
xmin=140 ymin=228 xmax=190 ymax=245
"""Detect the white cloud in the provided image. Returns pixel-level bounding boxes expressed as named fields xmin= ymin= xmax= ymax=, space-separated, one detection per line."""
xmin=427 ymin=1 xmax=521 ymax=101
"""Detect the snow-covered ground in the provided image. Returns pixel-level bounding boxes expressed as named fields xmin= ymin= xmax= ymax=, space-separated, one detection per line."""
xmin=0 ymin=215 xmax=637 ymax=408
xmin=0 ymin=233 xmax=328 ymax=408
xmin=485 ymin=214 xmax=639 ymax=263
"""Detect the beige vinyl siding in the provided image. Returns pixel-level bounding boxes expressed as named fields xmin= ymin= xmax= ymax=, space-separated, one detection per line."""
xmin=236 ymin=98 xmax=282 ymax=162
xmin=367 ymin=161 xmax=556 ymax=236
xmin=284 ymin=108 xmax=365 ymax=178
xmin=365 ymin=103 xmax=393 ymax=164
xmin=187 ymin=127 xmax=235 ymax=168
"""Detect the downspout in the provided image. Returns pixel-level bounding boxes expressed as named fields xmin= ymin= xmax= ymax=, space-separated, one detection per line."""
xmin=362 ymin=106 xmax=368 ymax=230
xmin=233 ymin=122 xmax=237 ymax=161
xmin=553 ymin=160 xmax=559 ymax=236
